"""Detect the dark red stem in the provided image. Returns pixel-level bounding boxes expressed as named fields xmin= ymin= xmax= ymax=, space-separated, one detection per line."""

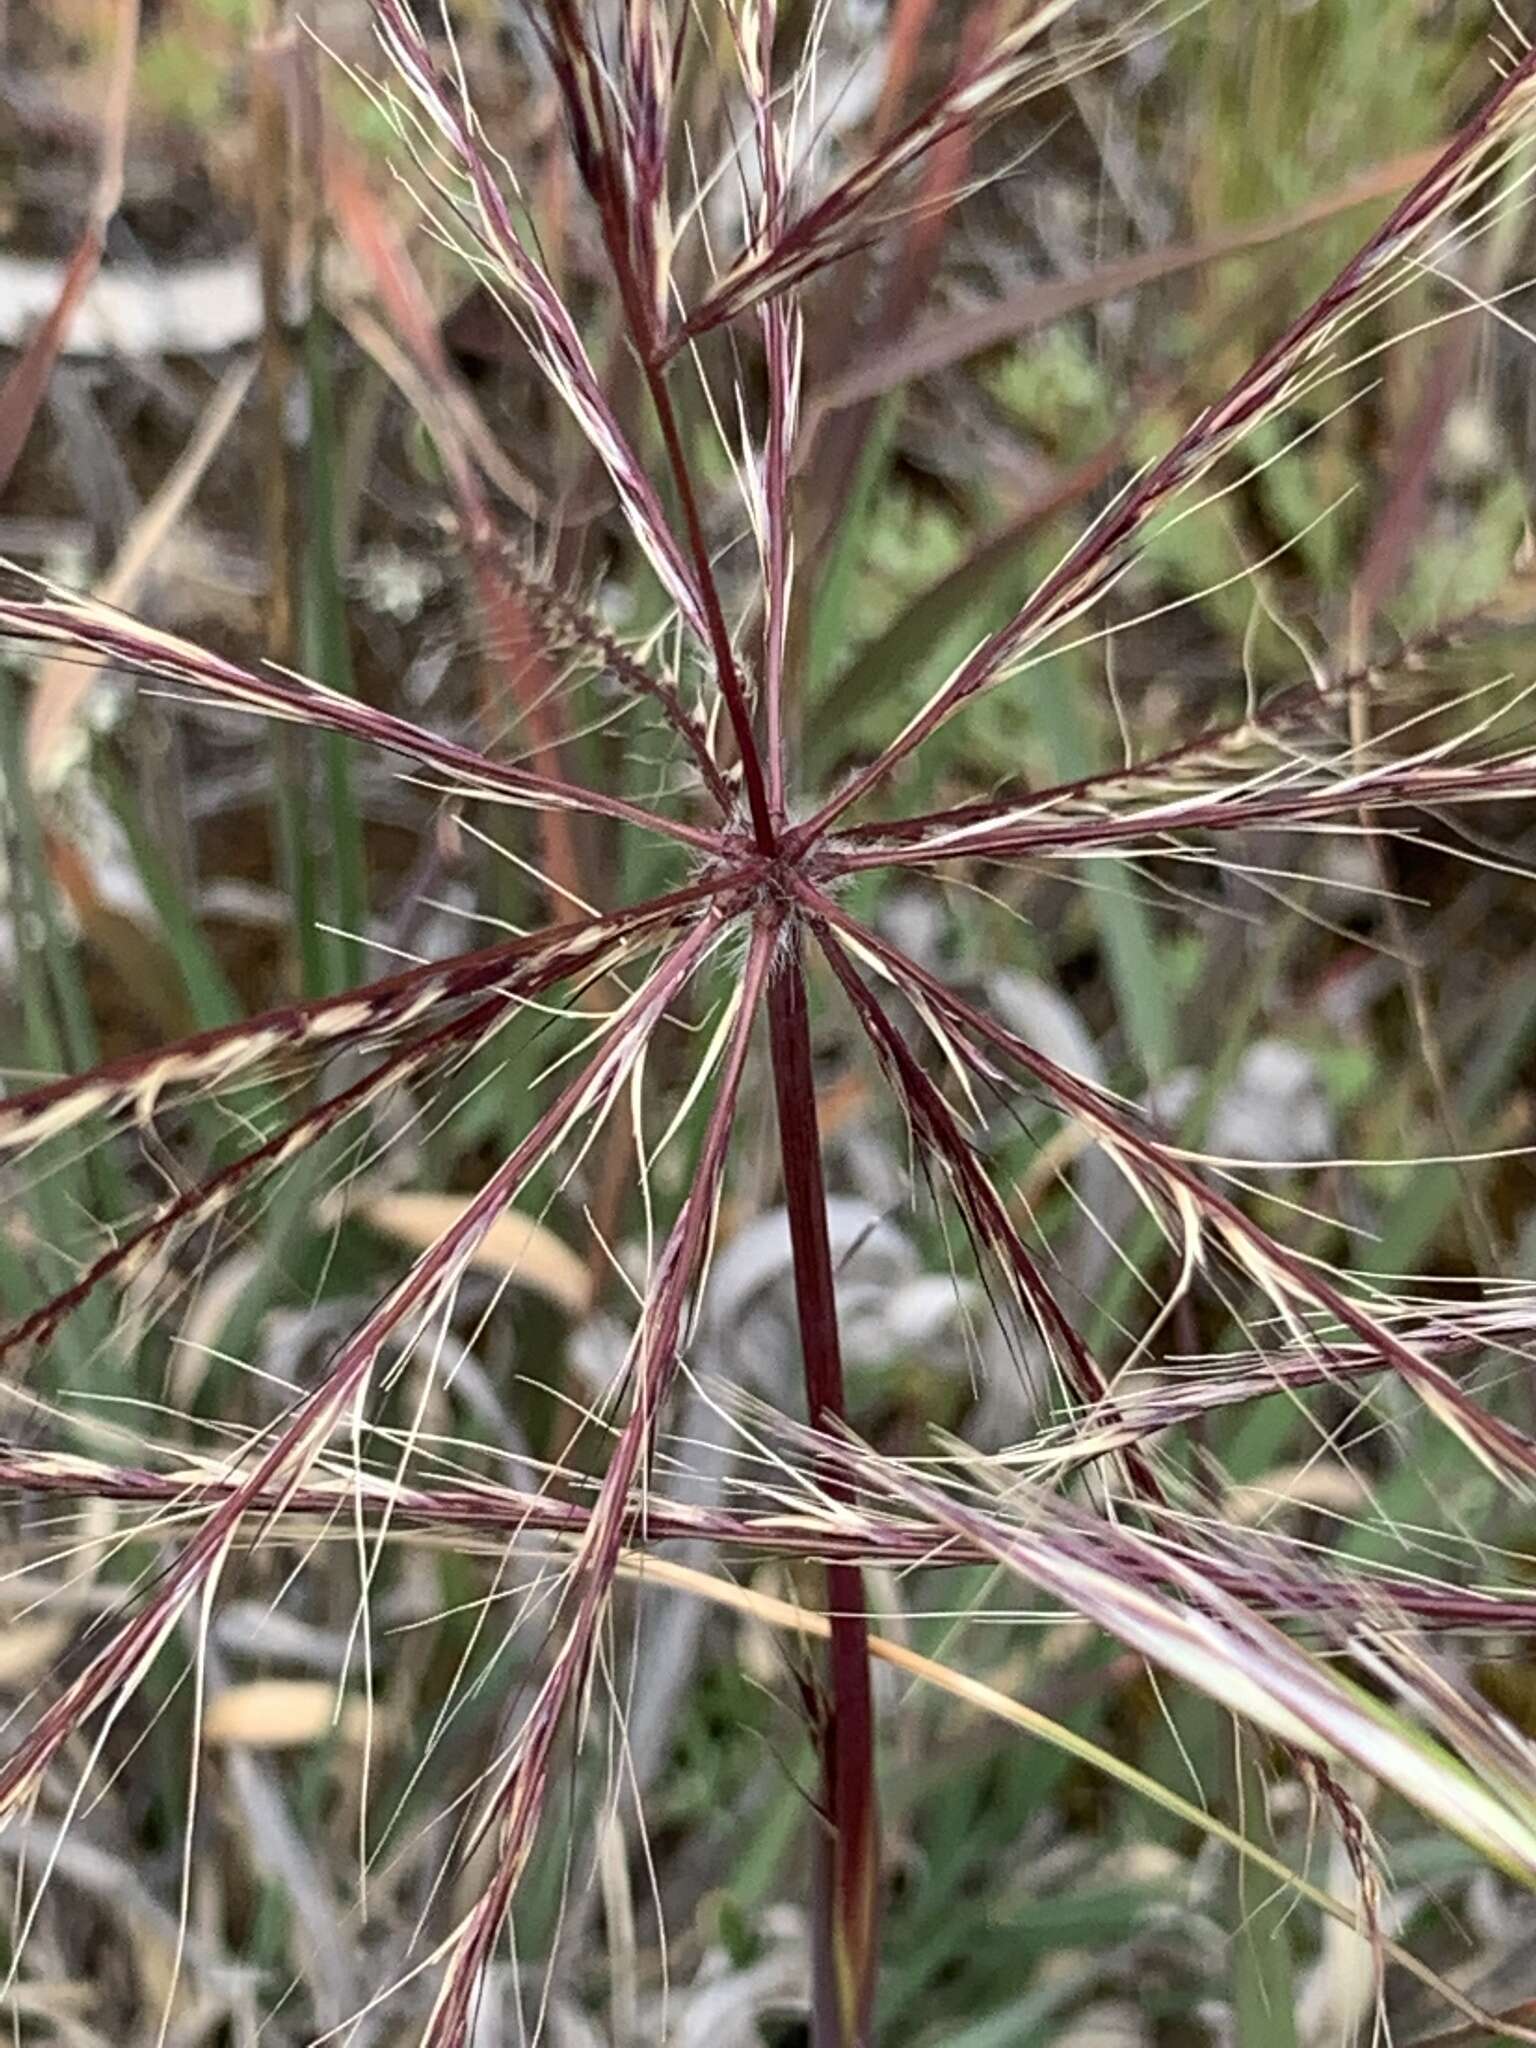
xmin=765 ymin=933 xmax=879 ymax=2047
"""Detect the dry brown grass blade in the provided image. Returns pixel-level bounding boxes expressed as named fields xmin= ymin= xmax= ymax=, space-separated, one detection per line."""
xmin=200 ymin=1679 xmax=373 ymax=1749
xmin=24 ymin=354 xmax=255 ymax=785
xmin=0 ymin=0 xmax=140 ymax=494
xmin=194 ymin=1634 xmax=359 ymax=2030
xmin=0 ymin=239 xmax=102 ymax=497
xmin=39 ymin=826 xmax=196 ymax=1038
xmin=868 ymin=0 xmax=947 ymax=145
xmin=0 ymin=1619 xmax=70 ymax=1689
xmin=342 ymin=1190 xmax=592 ymax=1317
xmin=340 ymin=302 xmax=535 ymax=512
xmin=810 ymin=142 xmax=1442 ymax=419
xmin=1408 ymin=2003 xmax=1536 ymax=2048
xmin=327 ymin=152 xmax=540 ymax=517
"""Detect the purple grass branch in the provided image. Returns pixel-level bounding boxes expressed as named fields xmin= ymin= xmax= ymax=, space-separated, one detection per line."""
xmin=787 ymin=44 xmax=1536 ymax=850
xmin=807 ymin=889 xmax=1536 ymax=1490
xmin=541 ymin=0 xmax=778 ymax=854
xmin=17 ymin=1440 xmax=1536 ymax=1635
xmin=421 ymin=915 xmax=776 ymax=2048
xmin=745 ymin=1406 xmax=1536 ymax=1644
xmin=499 ymin=547 xmax=734 ymax=811
xmin=0 ymin=908 xmax=737 ymax=1831
xmin=726 ymin=0 xmax=799 ymax=820
xmin=765 ymin=931 xmax=879 ymax=2048
xmin=0 ymin=984 xmax=531 ymax=1364
xmin=616 ymin=0 xmax=675 ymax=332
xmin=668 ymin=0 xmax=1103 ymax=350
xmin=1037 ymin=1311 xmax=1535 ymax=1473
xmin=17 ymin=1285 xmax=1536 ymax=1536
xmin=822 ymin=745 xmax=1536 ymax=875
xmin=635 ymin=345 xmax=779 ymax=850
xmin=760 ymin=299 xmax=799 ymax=821
xmin=829 ymin=684 xmax=1343 ymax=847
xmin=809 ymin=911 xmax=1165 ymax=1506
xmin=0 ymin=594 xmax=724 ymax=856
xmin=828 ymin=593 xmax=1536 ymax=852
xmin=807 ymin=1428 xmax=1536 ymax=1886
xmin=536 ymin=0 xmax=674 ymax=330
xmin=370 ymin=0 xmax=709 ymax=646
xmin=0 ymin=872 xmax=744 ymax=1153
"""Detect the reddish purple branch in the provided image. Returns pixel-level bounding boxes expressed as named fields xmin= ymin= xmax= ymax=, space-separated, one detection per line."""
xmin=542 ymin=0 xmax=779 ymax=855
xmin=422 ymin=914 xmax=777 ymax=2048
xmin=13 ymin=1437 xmax=1536 ymax=1633
xmin=810 ymin=913 xmax=1165 ymax=1505
xmin=0 ymin=908 xmax=739 ymax=1826
xmin=784 ymin=44 xmax=1536 ymax=850
xmin=766 ymin=934 xmax=879 ymax=2048
xmin=0 ymin=871 xmax=744 ymax=1151
xmin=0 ymin=597 xmax=721 ymax=856
xmin=806 ymin=886 xmax=1536 ymax=1489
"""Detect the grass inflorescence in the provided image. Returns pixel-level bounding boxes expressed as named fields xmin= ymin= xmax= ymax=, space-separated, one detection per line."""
xmin=8 ymin=4 xmax=1536 ymax=2045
